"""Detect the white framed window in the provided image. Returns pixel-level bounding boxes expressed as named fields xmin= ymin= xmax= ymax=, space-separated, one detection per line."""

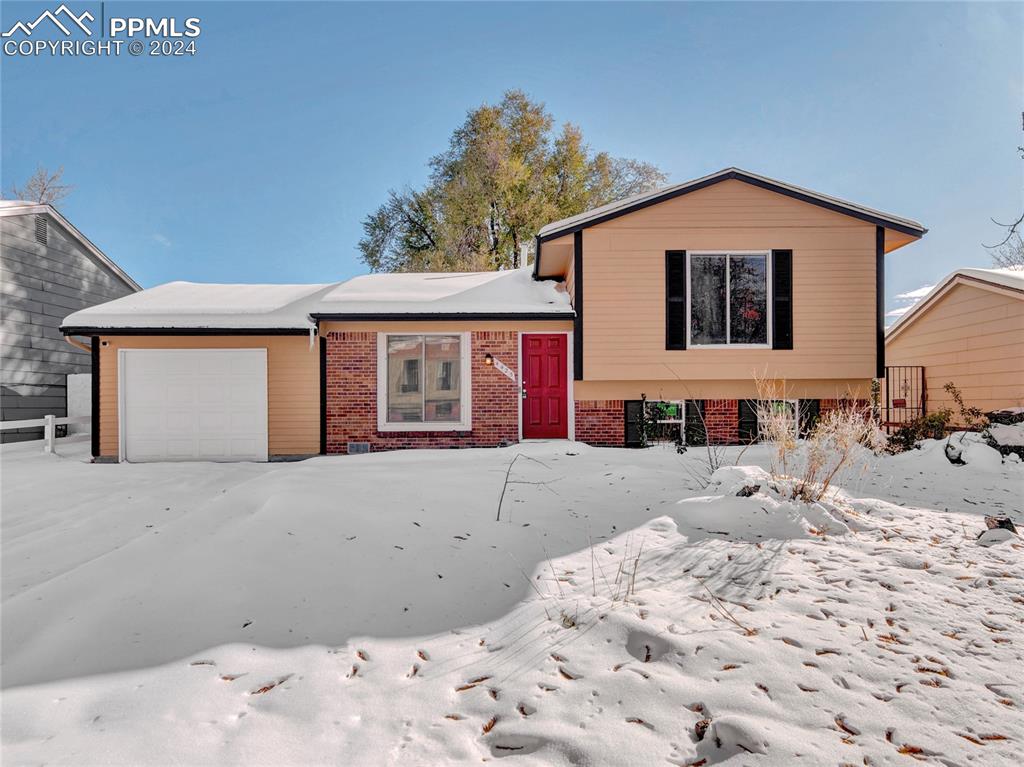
xmin=377 ymin=332 xmax=472 ymax=432
xmin=687 ymin=252 xmax=771 ymax=347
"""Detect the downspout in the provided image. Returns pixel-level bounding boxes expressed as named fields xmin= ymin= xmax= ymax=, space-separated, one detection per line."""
xmin=64 ymin=335 xmax=92 ymax=353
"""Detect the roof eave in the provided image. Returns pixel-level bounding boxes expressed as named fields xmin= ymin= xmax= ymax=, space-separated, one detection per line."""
xmin=60 ymin=326 xmax=311 ymax=336
xmin=310 ymin=311 xmax=575 ymax=322
xmin=537 ymin=168 xmax=926 ymax=243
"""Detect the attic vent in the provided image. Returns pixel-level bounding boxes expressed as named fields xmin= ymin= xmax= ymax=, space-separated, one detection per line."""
xmin=34 ymin=214 xmax=47 ymax=245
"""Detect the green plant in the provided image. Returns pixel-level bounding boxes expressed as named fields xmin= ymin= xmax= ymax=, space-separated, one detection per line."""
xmin=943 ymin=382 xmax=988 ymax=431
xmin=889 ymin=408 xmax=953 ymax=452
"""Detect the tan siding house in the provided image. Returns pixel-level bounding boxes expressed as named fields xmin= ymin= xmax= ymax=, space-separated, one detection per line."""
xmin=885 ymin=268 xmax=1024 ymax=421
xmin=62 ymin=168 xmax=925 ymax=461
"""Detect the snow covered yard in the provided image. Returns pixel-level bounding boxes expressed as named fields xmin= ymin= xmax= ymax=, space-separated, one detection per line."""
xmin=2 ymin=437 xmax=1022 ymax=766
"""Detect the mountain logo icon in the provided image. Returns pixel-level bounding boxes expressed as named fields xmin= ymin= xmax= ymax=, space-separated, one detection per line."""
xmin=2 ymin=4 xmax=94 ymax=37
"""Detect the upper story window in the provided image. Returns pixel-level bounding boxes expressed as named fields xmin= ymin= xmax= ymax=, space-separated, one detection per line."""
xmin=688 ymin=252 xmax=770 ymax=347
xmin=377 ymin=333 xmax=471 ymax=431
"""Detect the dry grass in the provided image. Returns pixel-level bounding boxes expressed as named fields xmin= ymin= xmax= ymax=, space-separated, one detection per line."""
xmin=753 ymin=373 xmax=885 ymax=503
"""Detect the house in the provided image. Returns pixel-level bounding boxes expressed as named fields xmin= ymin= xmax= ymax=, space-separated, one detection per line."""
xmin=1 ymin=200 xmax=140 ymax=442
xmin=885 ymin=266 xmax=1024 ymax=423
xmin=60 ymin=168 xmax=925 ymax=462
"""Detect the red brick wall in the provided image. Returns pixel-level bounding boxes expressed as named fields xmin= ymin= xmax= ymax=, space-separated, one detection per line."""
xmin=324 ymin=330 xmax=519 ymax=453
xmin=704 ymin=399 xmax=739 ymax=444
xmin=574 ymin=400 xmax=624 ymax=446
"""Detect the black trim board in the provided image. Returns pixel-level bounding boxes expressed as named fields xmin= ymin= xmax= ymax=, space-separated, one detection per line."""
xmin=62 ymin=327 xmax=313 ymax=336
xmin=90 ymin=336 xmax=99 ymax=459
xmin=310 ymin=312 xmax=575 ymax=322
xmin=319 ymin=335 xmax=327 ymax=455
xmin=573 ymin=231 xmax=583 ymax=380
xmin=876 ymin=225 xmax=885 ymax=379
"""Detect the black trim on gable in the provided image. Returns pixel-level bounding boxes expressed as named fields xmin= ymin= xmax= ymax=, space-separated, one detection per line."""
xmin=876 ymin=226 xmax=885 ymax=379
xmin=573 ymin=230 xmax=583 ymax=380
xmin=90 ymin=336 xmax=100 ymax=459
xmin=532 ymin=234 xmax=542 ymax=280
xmin=319 ymin=335 xmax=327 ymax=456
xmin=536 ymin=170 xmax=926 ymax=248
xmin=62 ymin=327 xmax=313 ymax=336
xmin=309 ymin=312 xmax=574 ymax=322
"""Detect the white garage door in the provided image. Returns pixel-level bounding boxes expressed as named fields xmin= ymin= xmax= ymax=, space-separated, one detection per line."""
xmin=121 ymin=349 xmax=268 ymax=462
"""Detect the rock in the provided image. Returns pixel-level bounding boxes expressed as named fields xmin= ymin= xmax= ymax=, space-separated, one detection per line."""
xmin=711 ymin=716 xmax=768 ymax=755
xmin=984 ymin=516 xmax=1018 ymax=533
xmin=736 ymin=484 xmax=761 ymax=498
xmin=978 ymin=527 xmax=1016 ymax=547
xmin=944 ymin=440 xmax=965 ymax=465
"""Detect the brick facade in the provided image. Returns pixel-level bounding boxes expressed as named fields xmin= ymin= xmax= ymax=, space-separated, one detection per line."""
xmin=703 ymin=398 xmax=739 ymax=444
xmin=574 ymin=400 xmax=624 ymax=446
xmin=323 ymin=331 xmax=839 ymax=453
xmin=324 ymin=330 xmax=519 ymax=453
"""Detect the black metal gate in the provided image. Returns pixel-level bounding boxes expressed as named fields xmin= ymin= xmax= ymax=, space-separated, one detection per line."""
xmin=884 ymin=366 xmax=925 ymax=431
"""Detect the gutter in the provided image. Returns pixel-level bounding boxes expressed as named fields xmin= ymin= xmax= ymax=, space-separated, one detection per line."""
xmin=309 ymin=311 xmax=576 ymax=322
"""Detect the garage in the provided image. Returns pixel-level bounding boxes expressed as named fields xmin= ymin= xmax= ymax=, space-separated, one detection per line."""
xmin=119 ymin=349 xmax=268 ymax=462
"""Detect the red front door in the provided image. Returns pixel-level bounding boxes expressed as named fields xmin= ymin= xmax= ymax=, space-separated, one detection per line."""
xmin=522 ymin=334 xmax=568 ymax=439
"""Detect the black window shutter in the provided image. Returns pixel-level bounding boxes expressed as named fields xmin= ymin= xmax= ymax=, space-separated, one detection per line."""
xmin=684 ymin=400 xmax=706 ymax=446
xmin=771 ymin=250 xmax=793 ymax=350
xmin=798 ymin=399 xmax=820 ymax=437
xmin=624 ymin=401 xmax=644 ymax=448
xmin=738 ymin=400 xmax=759 ymax=443
xmin=666 ymin=251 xmax=687 ymax=349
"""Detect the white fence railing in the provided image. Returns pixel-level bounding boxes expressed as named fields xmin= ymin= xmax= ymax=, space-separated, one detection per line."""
xmin=0 ymin=415 xmax=91 ymax=453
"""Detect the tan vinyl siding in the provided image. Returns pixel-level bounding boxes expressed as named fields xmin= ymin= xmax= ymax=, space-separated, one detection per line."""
xmin=580 ymin=179 xmax=878 ymax=383
xmin=98 ymin=335 xmax=320 ymax=458
xmin=574 ymin=379 xmax=872 ymax=402
xmin=886 ymin=282 xmax=1024 ymax=419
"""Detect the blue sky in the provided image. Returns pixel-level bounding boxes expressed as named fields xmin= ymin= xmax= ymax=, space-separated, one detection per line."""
xmin=2 ymin=1 xmax=1021 ymax=314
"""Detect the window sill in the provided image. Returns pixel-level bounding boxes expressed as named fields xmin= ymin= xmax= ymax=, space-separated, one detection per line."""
xmin=377 ymin=422 xmax=472 ymax=433
xmin=686 ymin=344 xmax=772 ymax=349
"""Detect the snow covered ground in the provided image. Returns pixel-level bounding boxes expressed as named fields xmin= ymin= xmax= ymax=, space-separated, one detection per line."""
xmin=2 ymin=436 xmax=1022 ymax=766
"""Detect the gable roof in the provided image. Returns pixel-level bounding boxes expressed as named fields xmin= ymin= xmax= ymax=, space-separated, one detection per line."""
xmin=62 ymin=281 xmax=335 ymax=334
xmin=0 ymin=200 xmax=141 ymax=291
xmin=535 ymin=167 xmax=926 ymax=266
xmin=61 ymin=269 xmax=573 ymax=334
xmin=885 ymin=266 xmax=1024 ymax=342
xmin=311 ymin=268 xmax=572 ymax=320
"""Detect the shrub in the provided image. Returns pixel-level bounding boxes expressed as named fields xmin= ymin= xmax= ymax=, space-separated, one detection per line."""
xmin=753 ymin=374 xmax=884 ymax=502
xmin=792 ymin=404 xmax=886 ymax=502
xmin=889 ymin=409 xmax=953 ymax=453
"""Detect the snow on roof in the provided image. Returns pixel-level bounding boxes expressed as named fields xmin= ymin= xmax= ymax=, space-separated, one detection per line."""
xmin=62 ymin=281 xmax=336 ymax=331
xmin=313 ymin=268 xmax=572 ymax=317
xmin=886 ymin=266 xmax=1024 ymax=338
xmin=538 ymin=167 xmax=926 ymax=239
xmin=62 ymin=269 xmax=573 ymax=331
xmin=0 ymin=199 xmax=39 ymax=210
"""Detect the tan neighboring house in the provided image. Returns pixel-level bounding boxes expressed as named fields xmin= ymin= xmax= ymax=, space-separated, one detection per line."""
xmin=60 ymin=168 xmax=926 ymax=462
xmin=885 ymin=267 xmax=1024 ymax=422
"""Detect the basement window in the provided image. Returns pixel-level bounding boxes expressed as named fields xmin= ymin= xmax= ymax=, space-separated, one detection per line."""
xmin=377 ymin=333 xmax=472 ymax=431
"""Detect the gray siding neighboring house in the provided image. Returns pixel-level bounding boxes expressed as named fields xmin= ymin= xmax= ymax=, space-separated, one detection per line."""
xmin=1 ymin=201 xmax=140 ymax=442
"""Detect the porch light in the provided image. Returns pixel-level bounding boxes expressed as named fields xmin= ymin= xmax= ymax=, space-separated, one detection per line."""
xmin=483 ymin=353 xmax=494 ymax=366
